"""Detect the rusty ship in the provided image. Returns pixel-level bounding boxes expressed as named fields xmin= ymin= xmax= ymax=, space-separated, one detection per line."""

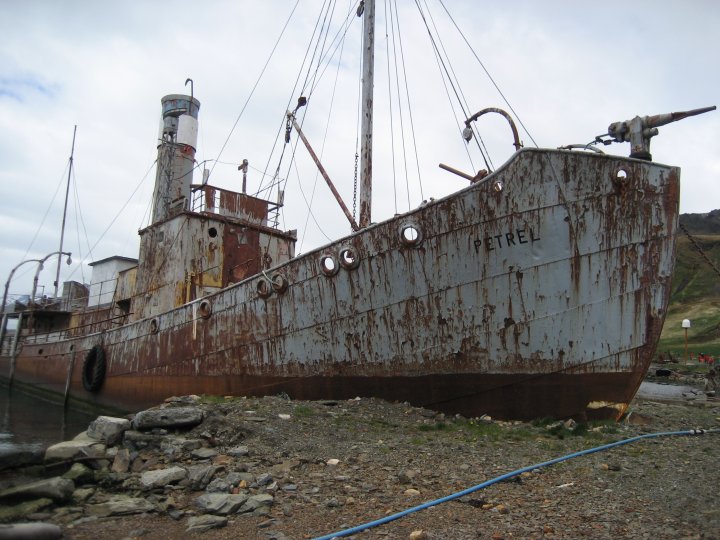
xmin=0 ymin=2 xmax=714 ymax=420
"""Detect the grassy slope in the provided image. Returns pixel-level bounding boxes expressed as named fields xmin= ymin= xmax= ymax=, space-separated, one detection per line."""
xmin=657 ymin=234 xmax=720 ymax=358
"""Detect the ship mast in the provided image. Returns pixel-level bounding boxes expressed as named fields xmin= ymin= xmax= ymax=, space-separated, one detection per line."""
xmin=54 ymin=125 xmax=76 ymax=300
xmin=358 ymin=0 xmax=375 ymax=228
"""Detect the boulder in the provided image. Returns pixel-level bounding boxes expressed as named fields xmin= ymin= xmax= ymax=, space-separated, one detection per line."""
xmin=132 ymin=407 xmax=204 ymax=430
xmin=87 ymin=416 xmax=131 ymax=445
xmin=86 ymin=495 xmax=155 ymax=517
xmin=44 ymin=439 xmax=105 ymax=463
xmin=0 ymin=477 xmax=74 ymax=502
xmin=0 ymin=499 xmax=53 ymax=523
xmin=140 ymin=466 xmax=187 ymax=489
xmin=123 ymin=430 xmax=165 ymax=450
xmin=238 ymin=493 xmax=274 ymax=514
xmin=195 ymin=492 xmax=249 ymax=515
xmin=63 ymin=463 xmax=95 ymax=484
xmin=0 ymin=522 xmax=62 ymax=539
xmin=186 ymin=464 xmax=223 ymax=490
xmin=186 ymin=514 xmax=227 ymax=532
xmin=191 ymin=448 xmax=218 ymax=460
xmin=111 ymin=448 xmax=131 ymax=473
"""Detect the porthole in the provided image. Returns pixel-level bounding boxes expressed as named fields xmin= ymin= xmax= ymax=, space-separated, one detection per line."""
xmin=198 ymin=299 xmax=212 ymax=319
xmin=149 ymin=318 xmax=159 ymax=334
xmin=399 ymin=222 xmax=423 ymax=248
xmin=257 ymin=278 xmax=272 ymax=298
xmin=208 ymin=227 xmax=218 ymax=238
xmin=320 ymin=254 xmax=340 ymax=276
xmin=271 ymin=273 xmax=289 ymax=294
xmin=492 ymin=180 xmax=504 ymax=192
xmin=616 ymin=168 xmax=629 ymax=181
xmin=339 ymin=247 xmax=360 ymax=270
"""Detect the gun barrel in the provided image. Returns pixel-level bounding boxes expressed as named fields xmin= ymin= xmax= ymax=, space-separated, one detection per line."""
xmin=646 ymin=105 xmax=716 ymax=129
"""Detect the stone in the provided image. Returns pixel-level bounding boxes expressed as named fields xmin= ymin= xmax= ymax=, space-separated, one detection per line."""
xmin=206 ymin=478 xmax=232 ymax=493
xmin=63 ymin=463 xmax=94 ymax=484
xmin=87 ymin=416 xmax=131 ymax=445
xmin=326 ymin=458 xmax=340 ymax=466
xmin=403 ymin=488 xmax=421 ymax=497
xmin=86 ymin=495 xmax=155 ymax=517
xmin=140 ymin=466 xmax=187 ymax=489
xmin=0 ymin=499 xmax=54 ymax=523
xmin=226 ymin=471 xmax=254 ymax=486
xmin=187 ymin=464 xmax=223 ymax=490
xmin=72 ymin=488 xmax=95 ymax=504
xmin=195 ymin=493 xmax=249 ymax=515
xmin=0 ymin=522 xmax=63 ymax=539
xmin=191 ymin=447 xmax=218 ymax=460
xmin=270 ymin=459 xmax=300 ymax=475
xmin=255 ymin=473 xmax=273 ymax=486
xmin=238 ymin=493 xmax=274 ymax=514
xmin=227 ymin=445 xmax=250 ymax=457
xmin=44 ymin=439 xmax=105 ymax=462
xmin=409 ymin=531 xmax=429 ymax=540
xmin=123 ymin=430 xmax=166 ymax=450
xmin=112 ymin=448 xmax=131 ymax=473
xmin=132 ymin=407 xmax=204 ymax=430
xmin=164 ymin=394 xmax=201 ymax=405
xmin=0 ymin=476 xmax=75 ymax=502
xmin=186 ymin=514 xmax=227 ymax=532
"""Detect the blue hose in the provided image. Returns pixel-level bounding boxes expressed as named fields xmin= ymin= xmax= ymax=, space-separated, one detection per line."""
xmin=314 ymin=428 xmax=718 ymax=540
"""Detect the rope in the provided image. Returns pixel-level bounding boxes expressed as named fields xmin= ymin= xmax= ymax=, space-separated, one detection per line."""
xmin=314 ymin=428 xmax=720 ymax=539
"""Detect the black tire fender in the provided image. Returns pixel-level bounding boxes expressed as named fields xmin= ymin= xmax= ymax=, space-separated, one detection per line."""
xmin=82 ymin=345 xmax=106 ymax=393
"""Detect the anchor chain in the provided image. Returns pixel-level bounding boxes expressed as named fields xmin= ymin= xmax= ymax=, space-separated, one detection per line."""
xmin=352 ymin=151 xmax=359 ymax=220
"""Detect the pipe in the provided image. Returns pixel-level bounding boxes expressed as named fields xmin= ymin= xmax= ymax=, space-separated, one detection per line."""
xmin=314 ymin=428 xmax=720 ymax=540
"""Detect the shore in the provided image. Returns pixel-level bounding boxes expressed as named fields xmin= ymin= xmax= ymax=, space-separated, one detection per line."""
xmin=1 ymin=369 xmax=719 ymax=540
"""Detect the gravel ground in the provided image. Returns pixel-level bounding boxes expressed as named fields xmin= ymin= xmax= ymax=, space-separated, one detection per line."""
xmin=4 ymin=373 xmax=720 ymax=540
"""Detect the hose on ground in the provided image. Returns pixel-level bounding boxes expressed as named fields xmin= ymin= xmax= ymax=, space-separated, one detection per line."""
xmin=314 ymin=428 xmax=720 ymax=540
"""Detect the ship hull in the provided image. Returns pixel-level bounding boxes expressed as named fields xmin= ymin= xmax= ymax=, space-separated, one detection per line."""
xmin=1 ymin=148 xmax=679 ymax=420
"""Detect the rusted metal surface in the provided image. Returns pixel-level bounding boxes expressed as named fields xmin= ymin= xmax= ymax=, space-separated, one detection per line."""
xmin=1 ymin=148 xmax=679 ymax=420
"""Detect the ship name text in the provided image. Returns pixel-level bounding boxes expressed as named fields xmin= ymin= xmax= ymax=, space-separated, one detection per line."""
xmin=473 ymin=228 xmax=540 ymax=253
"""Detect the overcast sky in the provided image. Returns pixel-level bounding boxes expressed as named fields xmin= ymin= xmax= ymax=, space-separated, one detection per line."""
xmin=1 ymin=0 xmax=718 ymax=299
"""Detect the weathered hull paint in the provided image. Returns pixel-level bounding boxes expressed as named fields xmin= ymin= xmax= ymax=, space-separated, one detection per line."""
xmin=0 ymin=148 xmax=679 ymax=420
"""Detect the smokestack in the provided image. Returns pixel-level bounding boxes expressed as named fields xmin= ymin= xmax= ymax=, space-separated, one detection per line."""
xmin=151 ymin=94 xmax=201 ymax=223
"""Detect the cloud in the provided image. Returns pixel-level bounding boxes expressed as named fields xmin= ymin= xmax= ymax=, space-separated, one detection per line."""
xmin=0 ymin=0 xmax=718 ymax=297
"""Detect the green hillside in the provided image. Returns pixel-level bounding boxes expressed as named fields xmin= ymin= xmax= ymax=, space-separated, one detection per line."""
xmin=657 ymin=211 xmax=720 ymax=360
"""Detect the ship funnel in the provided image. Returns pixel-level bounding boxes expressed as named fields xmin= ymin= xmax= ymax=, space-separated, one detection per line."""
xmin=151 ymin=94 xmax=201 ymax=223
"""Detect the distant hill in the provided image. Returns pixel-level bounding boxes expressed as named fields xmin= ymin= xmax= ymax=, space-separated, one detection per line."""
xmin=659 ymin=210 xmax=720 ymax=357
xmin=679 ymin=209 xmax=720 ymax=235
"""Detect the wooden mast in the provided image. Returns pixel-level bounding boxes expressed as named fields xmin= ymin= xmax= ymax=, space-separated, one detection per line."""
xmin=358 ymin=0 xmax=375 ymax=228
xmin=54 ymin=125 xmax=76 ymax=300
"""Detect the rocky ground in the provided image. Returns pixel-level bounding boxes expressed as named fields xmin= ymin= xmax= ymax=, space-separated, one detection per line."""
xmin=2 ymin=367 xmax=720 ymax=540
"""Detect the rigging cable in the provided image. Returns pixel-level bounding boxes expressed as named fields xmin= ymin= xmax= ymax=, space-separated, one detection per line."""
xmin=422 ymin=0 xmax=493 ymax=169
xmin=208 ymin=0 xmax=301 ymax=185
xmin=299 ymin=0 xmax=351 ymax=250
xmin=64 ymin=159 xmax=157 ymax=282
xmin=256 ymin=0 xmax=347 ymax=198
xmin=413 ymin=0 xmax=488 ymax=172
xmin=392 ymin=0 xmax=424 ymax=202
xmin=70 ymin=166 xmax=90 ymax=284
xmin=437 ymin=0 xmax=538 ymax=148
xmin=388 ymin=0 xmax=412 ymax=212
xmin=383 ymin=0 xmax=399 ymax=214
xmin=21 ymin=162 xmax=69 ymax=263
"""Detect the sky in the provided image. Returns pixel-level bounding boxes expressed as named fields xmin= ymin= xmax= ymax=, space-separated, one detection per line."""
xmin=0 ymin=0 xmax=718 ymax=300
